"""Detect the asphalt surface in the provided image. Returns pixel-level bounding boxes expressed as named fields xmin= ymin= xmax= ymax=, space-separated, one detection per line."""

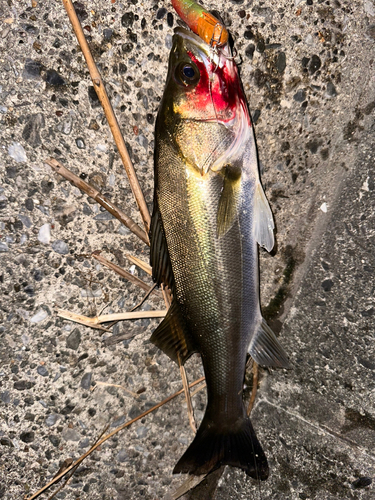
xmin=0 ymin=1 xmax=374 ymax=499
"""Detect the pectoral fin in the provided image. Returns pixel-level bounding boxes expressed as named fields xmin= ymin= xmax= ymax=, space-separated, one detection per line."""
xmin=249 ymin=318 xmax=291 ymax=369
xmin=151 ymin=300 xmax=197 ymax=365
xmin=254 ymin=182 xmax=274 ymax=252
xmin=150 ymin=205 xmax=174 ymax=290
xmin=217 ymin=167 xmax=241 ymax=237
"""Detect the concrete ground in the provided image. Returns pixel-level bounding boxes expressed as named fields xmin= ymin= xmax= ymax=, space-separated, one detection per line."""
xmin=0 ymin=0 xmax=374 ymax=499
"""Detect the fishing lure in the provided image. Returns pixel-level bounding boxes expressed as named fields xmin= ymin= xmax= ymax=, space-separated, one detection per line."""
xmin=172 ymin=0 xmax=229 ymax=47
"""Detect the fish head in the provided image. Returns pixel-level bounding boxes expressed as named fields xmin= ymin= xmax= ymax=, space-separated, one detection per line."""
xmin=168 ymin=28 xmax=241 ymax=122
xmin=158 ymin=28 xmax=251 ymax=174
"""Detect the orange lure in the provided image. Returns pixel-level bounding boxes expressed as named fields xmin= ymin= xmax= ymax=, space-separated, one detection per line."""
xmin=172 ymin=0 xmax=229 ymax=47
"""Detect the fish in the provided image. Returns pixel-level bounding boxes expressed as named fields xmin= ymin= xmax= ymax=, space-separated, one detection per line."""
xmin=149 ymin=26 xmax=290 ymax=480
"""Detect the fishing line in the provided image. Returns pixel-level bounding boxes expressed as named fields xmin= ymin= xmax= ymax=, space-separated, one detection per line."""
xmin=207 ymin=44 xmax=237 ymax=136
xmin=208 ymin=53 xmax=220 ymax=127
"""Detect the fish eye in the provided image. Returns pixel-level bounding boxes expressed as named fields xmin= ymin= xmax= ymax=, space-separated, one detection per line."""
xmin=175 ymin=61 xmax=200 ymax=87
xmin=182 ymin=65 xmax=195 ymax=79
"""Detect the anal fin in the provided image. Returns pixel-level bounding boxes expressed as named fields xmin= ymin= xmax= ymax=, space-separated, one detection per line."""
xmin=151 ymin=300 xmax=197 ymax=365
xmin=249 ymin=318 xmax=291 ymax=369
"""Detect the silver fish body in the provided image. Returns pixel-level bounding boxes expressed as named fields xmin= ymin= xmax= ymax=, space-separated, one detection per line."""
xmin=150 ymin=27 xmax=289 ymax=479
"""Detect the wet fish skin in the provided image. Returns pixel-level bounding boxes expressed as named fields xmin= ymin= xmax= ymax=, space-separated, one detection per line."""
xmin=150 ymin=27 xmax=289 ymax=480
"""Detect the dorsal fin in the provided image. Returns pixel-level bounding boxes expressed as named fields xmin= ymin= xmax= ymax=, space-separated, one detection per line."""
xmin=149 ymin=205 xmax=174 ymax=290
xmin=151 ymin=300 xmax=197 ymax=365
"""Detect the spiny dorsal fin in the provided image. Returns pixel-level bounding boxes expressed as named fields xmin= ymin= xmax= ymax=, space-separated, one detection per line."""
xmin=149 ymin=205 xmax=174 ymax=290
xmin=217 ymin=166 xmax=241 ymax=237
xmin=248 ymin=318 xmax=291 ymax=369
xmin=150 ymin=300 xmax=197 ymax=365
xmin=254 ymin=182 xmax=274 ymax=252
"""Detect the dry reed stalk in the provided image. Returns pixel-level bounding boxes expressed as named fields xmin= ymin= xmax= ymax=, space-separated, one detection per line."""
xmin=61 ymin=0 xmax=151 ymax=234
xmin=92 ymin=253 xmax=162 ymax=297
xmin=247 ymin=361 xmax=259 ymax=416
xmin=25 ymin=376 xmax=205 ymax=500
xmin=126 ymin=254 xmax=153 ymax=276
xmin=180 ymin=363 xmax=197 ymax=433
xmin=57 ymin=308 xmax=167 ymax=328
xmin=45 ymin=159 xmax=148 ymax=244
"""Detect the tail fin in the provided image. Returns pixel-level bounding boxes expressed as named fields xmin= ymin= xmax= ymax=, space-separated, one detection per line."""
xmin=173 ymin=414 xmax=269 ymax=480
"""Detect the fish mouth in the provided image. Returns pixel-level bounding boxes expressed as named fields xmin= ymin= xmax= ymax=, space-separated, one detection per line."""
xmin=173 ymin=27 xmax=223 ymax=68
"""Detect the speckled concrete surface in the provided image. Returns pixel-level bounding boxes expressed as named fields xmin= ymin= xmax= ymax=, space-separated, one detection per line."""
xmin=0 ymin=0 xmax=374 ymax=499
